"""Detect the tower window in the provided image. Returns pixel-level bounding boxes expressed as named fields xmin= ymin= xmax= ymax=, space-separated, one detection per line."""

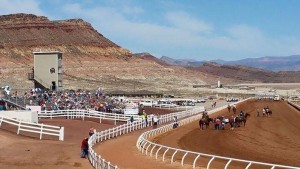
xmin=50 ymin=68 xmax=55 ymax=74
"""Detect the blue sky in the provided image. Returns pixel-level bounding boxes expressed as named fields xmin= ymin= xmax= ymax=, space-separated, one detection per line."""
xmin=1 ymin=0 xmax=300 ymax=61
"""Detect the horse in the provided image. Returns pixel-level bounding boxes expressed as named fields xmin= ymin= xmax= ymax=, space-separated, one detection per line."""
xmin=232 ymin=106 xmax=237 ymax=114
xmin=265 ymin=108 xmax=272 ymax=117
xmin=199 ymin=117 xmax=213 ymax=130
xmin=227 ymin=104 xmax=231 ymax=112
xmin=235 ymin=112 xmax=250 ymax=127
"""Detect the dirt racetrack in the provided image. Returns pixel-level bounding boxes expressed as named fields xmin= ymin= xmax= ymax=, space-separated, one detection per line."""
xmin=1 ymin=100 xmax=300 ymax=169
xmin=152 ymin=100 xmax=300 ymax=168
xmin=94 ymin=100 xmax=300 ymax=169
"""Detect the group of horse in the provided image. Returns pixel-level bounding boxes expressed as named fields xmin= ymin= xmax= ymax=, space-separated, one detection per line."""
xmin=199 ymin=111 xmax=250 ymax=130
xmin=198 ymin=103 xmax=274 ymax=130
xmin=227 ymin=104 xmax=237 ymax=114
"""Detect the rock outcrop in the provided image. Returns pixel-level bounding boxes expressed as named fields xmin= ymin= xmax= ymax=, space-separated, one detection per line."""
xmin=0 ymin=14 xmax=207 ymax=94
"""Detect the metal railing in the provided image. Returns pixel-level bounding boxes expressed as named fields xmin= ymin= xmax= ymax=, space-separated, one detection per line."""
xmin=1 ymin=97 xmax=27 ymax=109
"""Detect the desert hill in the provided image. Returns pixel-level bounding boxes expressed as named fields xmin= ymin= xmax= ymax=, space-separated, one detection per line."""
xmin=0 ymin=14 xmax=209 ymax=94
xmin=191 ymin=62 xmax=300 ymax=83
xmin=0 ymin=13 xmax=299 ymax=95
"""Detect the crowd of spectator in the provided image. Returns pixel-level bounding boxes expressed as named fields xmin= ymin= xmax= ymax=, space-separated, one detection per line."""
xmin=2 ymin=88 xmax=130 ymax=113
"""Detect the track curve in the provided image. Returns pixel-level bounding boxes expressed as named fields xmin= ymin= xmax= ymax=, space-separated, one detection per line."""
xmin=153 ymin=100 xmax=300 ymax=168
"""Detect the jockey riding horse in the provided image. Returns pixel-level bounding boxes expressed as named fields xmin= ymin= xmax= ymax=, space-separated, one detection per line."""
xmin=199 ymin=111 xmax=212 ymax=129
xmin=235 ymin=111 xmax=250 ymax=127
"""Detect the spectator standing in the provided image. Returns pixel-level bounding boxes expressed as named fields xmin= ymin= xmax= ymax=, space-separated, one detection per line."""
xmin=143 ymin=110 xmax=148 ymax=127
xmin=215 ymin=118 xmax=221 ymax=130
xmin=152 ymin=114 xmax=159 ymax=129
xmin=89 ymin=128 xmax=95 ymax=137
xmin=173 ymin=116 xmax=178 ymax=129
xmin=81 ymin=138 xmax=89 ymax=158
xmin=130 ymin=116 xmax=134 ymax=123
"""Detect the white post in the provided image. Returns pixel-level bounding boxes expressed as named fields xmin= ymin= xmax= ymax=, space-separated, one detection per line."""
xmin=59 ymin=126 xmax=64 ymax=141
xmin=0 ymin=116 xmax=3 ymax=127
xmin=82 ymin=110 xmax=85 ymax=121
xmin=17 ymin=121 xmax=21 ymax=134
xmin=40 ymin=123 xmax=44 ymax=140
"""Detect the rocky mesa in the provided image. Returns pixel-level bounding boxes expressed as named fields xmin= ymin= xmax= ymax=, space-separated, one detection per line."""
xmin=0 ymin=13 xmax=209 ymax=94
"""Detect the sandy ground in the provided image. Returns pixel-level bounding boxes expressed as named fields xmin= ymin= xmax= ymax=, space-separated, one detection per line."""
xmin=0 ymin=118 xmax=119 ymax=169
xmin=1 ymin=100 xmax=300 ymax=169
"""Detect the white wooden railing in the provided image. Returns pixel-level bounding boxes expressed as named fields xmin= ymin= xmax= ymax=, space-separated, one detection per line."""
xmin=287 ymin=100 xmax=300 ymax=111
xmin=39 ymin=109 xmax=142 ymax=125
xmin=39 ymin=106 xmax=203 ymax=125
xmin=0 ymin=115 xmax=64 ymax=141
xmin=136 ymin=119 xmax=299 ymax=168
xmin=136 ymin=98 xmax=300 ymax=169
xmin=87 ymin=107 xmax=205 ymax=169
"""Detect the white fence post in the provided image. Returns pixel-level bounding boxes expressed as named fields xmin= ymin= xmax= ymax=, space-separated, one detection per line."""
xmin=82 ymin=110 xmax=85 ymax=121
xmin=59 ymin=126 xmax=64 ymax=141
xmin=40 ymin=123 xmax=44 ymax=140
xmin=0 ymin=116 xmax=3 ymax=126
xmin=17 ymin=121 xmax=21 ymax=134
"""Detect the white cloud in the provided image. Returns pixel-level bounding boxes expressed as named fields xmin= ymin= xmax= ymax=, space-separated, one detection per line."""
xmin=0 ymin=0 xmax=44 ymax=16
xmin=2 ymin=1 xmax=298 ymax=60
xmin=61 ymin=3 xmax=300 ymax=59
xmin=164 ymin=11 xmax=213 ymax=34
xmin=205 ymin=25 xmax=266 ymax=52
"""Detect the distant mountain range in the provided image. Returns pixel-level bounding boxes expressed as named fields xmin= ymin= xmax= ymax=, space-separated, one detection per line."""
xmin=135 ymin=52 xmax=300 ymax=84
xmin=160 ymin=55 xmax=300 ymax=71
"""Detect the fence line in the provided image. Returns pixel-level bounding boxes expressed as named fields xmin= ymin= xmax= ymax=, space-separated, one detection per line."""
xmin=39 ymin=106 xmax=203 ymax=125
xmin=136 ymin=98 xmax=300 ymax=169
xmin=287 ymin=100 xmax=300 ymax=111
xmin=0 ymin=115 xmax=64 ymax=141
xmin=87 ymin=107 xmax=205 ymax=169
xmin=39 ymin=109 xmax=141 ymax=125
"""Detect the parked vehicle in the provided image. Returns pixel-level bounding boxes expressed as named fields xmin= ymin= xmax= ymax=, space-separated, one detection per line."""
xmin=226 ymin=97 xmax=239 ymax=102
xmin=186 ymin=100 xmax=195 ymax=106
xmin=273 ymin=95 xmax=280 ymax=101
xmin=139 ymin=99 xmax=157 ymax=107
xmin=197 ymin=98 xmax=206 ymax=103
xmin=156 ymin=100 xmax=178 ymax=108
